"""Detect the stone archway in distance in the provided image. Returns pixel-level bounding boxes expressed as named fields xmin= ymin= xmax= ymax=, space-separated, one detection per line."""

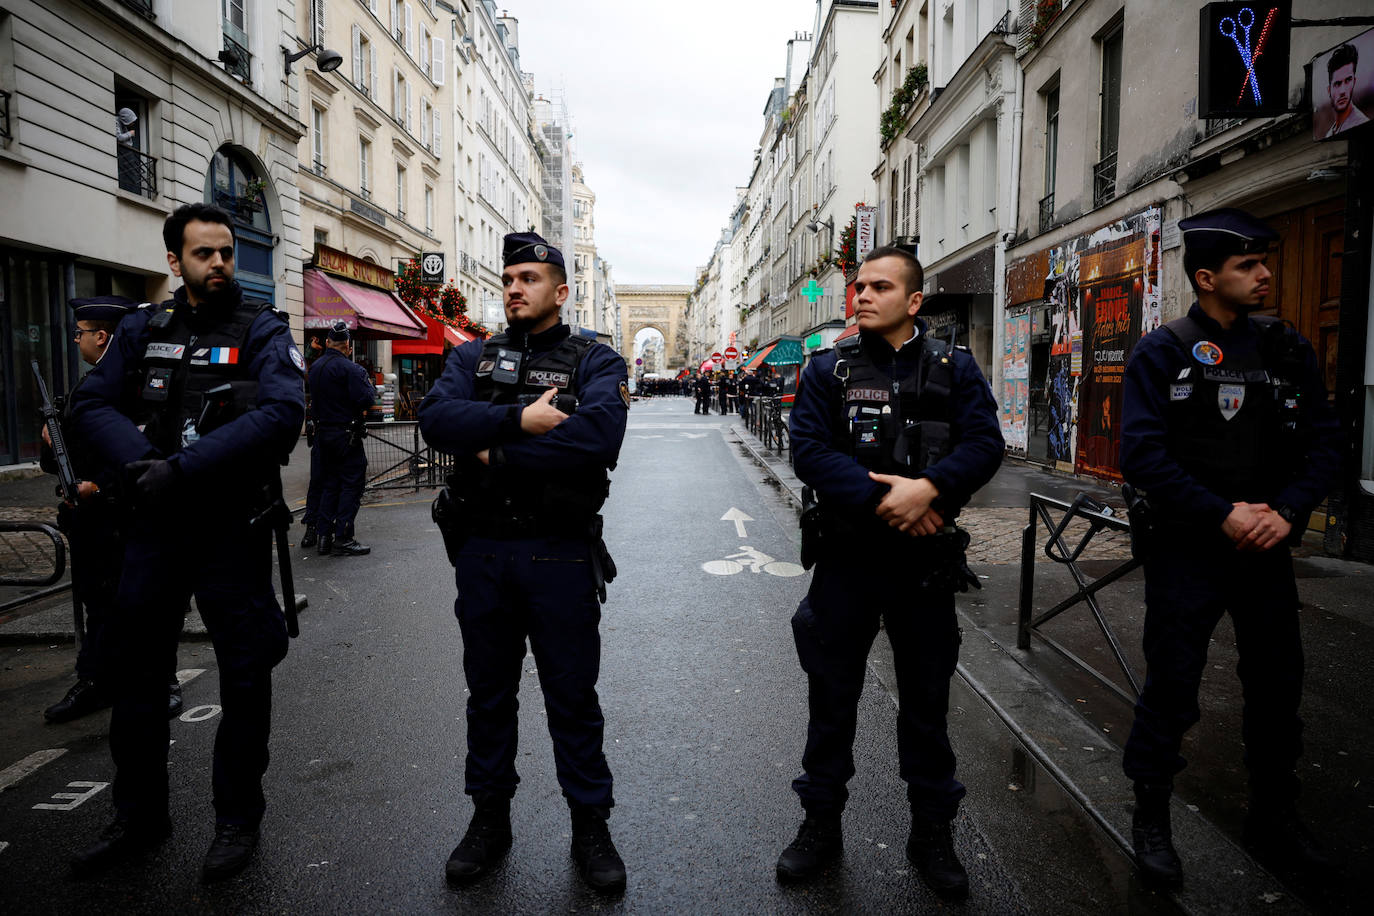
xmin=616 ymin=284 xmax=692 ymax=373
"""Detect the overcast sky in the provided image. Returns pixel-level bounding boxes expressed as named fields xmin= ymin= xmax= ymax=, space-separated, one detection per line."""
xmin=511 ymin=0 xmax=823 ymax=285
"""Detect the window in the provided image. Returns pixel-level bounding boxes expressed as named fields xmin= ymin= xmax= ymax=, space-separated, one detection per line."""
xmin=311 ymin=0 xmax=325 ymax=47
xmin=393 ymin=69 xmax=406 ymax=124
xmin=420 ymin=97 xmax=430 ymax=146
xmin=311 ymin=105 xmax=326 ymax=173
xmin=890 ymin=169 xmax=900 ymax=240
xmin=420 ymin=26 xmax=430 ymax=78
xmin=114 ymin=87 xmax=155 ymax=197
xmin=424 ymin=184 xmax=433 ymax=231
xmin=221 ymin=0 xmax=251 ymax=84
xmin=396 ymin=163 xmax=406 ymax=217
xmin=359 ymin=137 xmax=371 ymax=196
xmin=1096 ymin=27 xmax=1123 ymax=206
xmin=1041 ymin=83 xmax=1059 ymax=231
xmin=314 ymin=228 xmax=329 ymax=248
xmin=352 ymin=28 xmax=377 ymax=99
xmin=902 ymin=154 xmax=913 ymax=236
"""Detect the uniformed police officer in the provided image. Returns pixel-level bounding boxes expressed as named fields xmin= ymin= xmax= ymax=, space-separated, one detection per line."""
xmin=693 ymin=370 xmax=713 ymax=415
xmin=67 ymin=203 xmax=306 ymax=882
xmin=1120 ymin=208 xmax=1340 ymax=885
xmin=419 ymin=231 xmax=629 ymax=892
xmin=304 ymin=320 xmax=375 ymax=556
xmin=42 ymin=297 xmax=184 ymax=723
xmin=777 ymin=246 xmax=1003 ymax=898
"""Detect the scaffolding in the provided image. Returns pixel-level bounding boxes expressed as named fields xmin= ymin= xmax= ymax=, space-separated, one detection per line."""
xmin=533 ymin=89 xmax=573 ymax=254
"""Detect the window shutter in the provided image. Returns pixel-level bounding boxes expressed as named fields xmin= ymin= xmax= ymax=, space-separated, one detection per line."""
xmin=390 ymin=0 xmax=399 ymax=32
xmin=432 ymin=36 xmax=444 ymax=86
xmin=433 ymin=107 xmax=441 ymax=156
xmin=420 ymin=29 xmax=429 ymax=76
xmin=314 ymin=0 xmax=326 ymax=47
xmin=370 ymin=46 xmax=378 ymax=100
xmin=421 ymin=99 xmax=429 ymax=145
xmin=405 ymin=4 xmax=414 ymax=55
xmin=369 ymin=0 xmax=377 ymax=12
xmin=351 ymin=24 xmax=361 ymax=84
xmin=406 ymin=82 xmax=413 ymax=132
xmin=394 ymin=69 xmax=402 ymax=120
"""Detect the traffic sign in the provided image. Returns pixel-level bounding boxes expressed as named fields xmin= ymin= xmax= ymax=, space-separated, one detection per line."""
xmin=724 ymin=346 xmax=738 ymax=359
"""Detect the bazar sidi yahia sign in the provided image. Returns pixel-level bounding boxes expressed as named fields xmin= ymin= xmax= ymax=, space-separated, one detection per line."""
xmin=312 ymin=243 xmax=396 ymax=291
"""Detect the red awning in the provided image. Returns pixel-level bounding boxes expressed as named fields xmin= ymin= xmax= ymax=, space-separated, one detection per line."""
xmin=392 ymin=311 xmax=476 ymax=355
xmin=835 ymin=323 xmax=859 ymax=341
xmin=743 ymin=343 xmax=776 ymax=370
xmin=303 ymin=269 xmax=426 ymax=339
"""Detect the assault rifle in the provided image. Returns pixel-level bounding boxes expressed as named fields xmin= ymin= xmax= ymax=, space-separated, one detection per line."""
xmin=31 ymin=361 xmax=80 ymax=505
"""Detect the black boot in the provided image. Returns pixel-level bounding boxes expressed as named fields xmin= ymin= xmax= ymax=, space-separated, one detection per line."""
xmin=168 ymin=680 xmax=183 ymax=719
xmin=331 ymin=537 xmax=372 ymax=557
xmin=70 ymin=815 xmax=172 ymax=876
xmin=776 ymin=811 xmax=843 ymax=882
xmin=201 ymin=823 xmax=259 ymax=883
xmin=44 ymin=679 xmax=112 ymax=724
xmin=1132 ymin=783 xmax=1183 ymax=886
xmin=570 ymin=805 xmax=626 ymax=892
xmin=445 ymin=796 xmax=512 ymax=885
xmin=1244 ymin=804 xmax=1334 ymax=873
xmin=300 ymin=524 xmax=317 ymax=548
xmin=907 ymin=815 xmax=969 ymax=900
xmin=317 ymin=533 xmax=333 ymax=556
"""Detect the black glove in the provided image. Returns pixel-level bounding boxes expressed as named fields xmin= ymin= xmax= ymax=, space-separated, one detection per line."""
xmin=125 ymin=458 xmax=179 ymax=504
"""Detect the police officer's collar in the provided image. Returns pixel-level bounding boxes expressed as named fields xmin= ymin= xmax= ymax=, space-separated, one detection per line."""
xmin=858 ymin=317 xmax=926 ymax=356
xmin=172 ymin=280 xmax=244 ymax=316
xmin=509 ymin=321 xmax=571 ymax=350
xmin=1187 ymin=302 xmax=1258 ymax=338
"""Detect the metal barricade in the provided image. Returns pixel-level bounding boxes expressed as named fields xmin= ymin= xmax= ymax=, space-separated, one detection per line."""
xmin=361 ymin=421 xmax=451 ymax=492
xmin=1017 ymin=492 xmax=1143 ymax=705
xmin=0 ymin=521 xmax=70 ymax=618
xmin=748 ymin=397 xmax=789 ymax=455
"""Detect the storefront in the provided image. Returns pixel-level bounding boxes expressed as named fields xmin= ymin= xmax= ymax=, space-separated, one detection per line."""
xmin=391 ymin=313 xmax=475 ymax=418
xmin=303 ymin=244 xmax=426 ymax=379
xmin=923 ymin=247 xmax=996 ymax=373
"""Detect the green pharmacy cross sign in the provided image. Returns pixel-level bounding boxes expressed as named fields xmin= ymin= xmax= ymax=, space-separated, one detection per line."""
xmin=802 ymin=280 xmax=826 ymax=305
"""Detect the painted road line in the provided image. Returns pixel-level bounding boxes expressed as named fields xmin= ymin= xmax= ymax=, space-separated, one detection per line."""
xmin=0 ymin=749 xmax=67 ymax=793
xmin=175 ymin=668 xmax=207 ymax=686
xmin=721 ymin=507 xmax=753 ymax=538
xmin=33 ymin=781 xmax=108 ymax=811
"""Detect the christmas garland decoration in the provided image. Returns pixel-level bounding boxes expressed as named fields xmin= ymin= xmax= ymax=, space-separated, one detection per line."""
xmin=394 ymin=258 xmax=489 ymax=339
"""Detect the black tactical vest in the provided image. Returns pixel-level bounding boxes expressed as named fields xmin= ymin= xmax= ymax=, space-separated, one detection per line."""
xmin=128 ymin=297 xmax=276 ymax=460
xmin=1162 ymin=314 xmax=1300 ymax=501
xmin=465 ymin=330 xmax=611 ymax=521
xmin=830 ymin=333 xmax=957 ymax=476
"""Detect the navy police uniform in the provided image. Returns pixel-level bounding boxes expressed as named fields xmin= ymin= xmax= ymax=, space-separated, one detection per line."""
xmin=307 ymin=323 xmax=375 ymax=549
xmin=419 ymin=240 xmax=629 ymax=814
xmin=69 ymin=281 xmax=305 ymax=832
xmin=1120 ymin=212 xmax=1340 ymax=807
xmin=788 ymin=320 xmax=1003 ymax=821
xmin=693 ymin=373 xmax=713 ymax=414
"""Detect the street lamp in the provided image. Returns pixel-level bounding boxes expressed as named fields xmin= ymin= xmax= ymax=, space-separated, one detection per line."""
xmin=284 ymin=43 xmax=344 ymax=75
xmin=806 ymin=216 xmax=834 ymax=234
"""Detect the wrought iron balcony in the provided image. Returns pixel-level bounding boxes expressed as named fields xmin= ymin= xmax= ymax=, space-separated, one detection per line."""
xmin=1038 ymin=192 xmax=1054 ymax=234
xmin=1093 ymin=152 xmax=1117 ymax=208
xmin=312 ymin=158 xmax=327 ymax=176
xmin=117 ymin=146 xmax=157 ymax=198
xmin=0 ymin=90 xmax=11 ymax=142
xmin=220 ymin=33 xmax=252 ymax=86
xmin=117 ymin=0 xmax=155 ymax=19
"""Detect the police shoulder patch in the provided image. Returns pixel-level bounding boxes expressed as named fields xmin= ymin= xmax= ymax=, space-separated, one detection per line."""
xmin=288 ymin=343 xmax=306 ymax=373
xmin=618 ymin=380 xmax=632 ymax=408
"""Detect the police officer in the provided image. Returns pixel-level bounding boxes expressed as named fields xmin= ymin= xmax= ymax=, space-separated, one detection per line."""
xmin=419 ymin=231 xmax=629 ymax=892
xmin=737 ymin=367 xmax=760 ymax=423
xmin=1120 ymin=208 xmax=1340 ymax=885
xmin=305 ymin=320 xmax=375 ymax=556
xmin=42 ymin=297 xmax=184 ymax=723
xmin=777 ymin=246 xmax=1003 ymax=898
xmin=67 ymin=203 xmax=306 ymax=882
xmin=693 ymin=370 xmax=713 ymax=415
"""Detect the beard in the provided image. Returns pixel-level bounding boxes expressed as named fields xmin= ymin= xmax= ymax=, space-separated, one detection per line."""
xmin=186 ymin=272 xmax=236 ymax=307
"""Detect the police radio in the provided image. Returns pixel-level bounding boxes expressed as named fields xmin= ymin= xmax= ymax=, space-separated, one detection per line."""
xmin=491 ymin=348 xmax=522 ymax=385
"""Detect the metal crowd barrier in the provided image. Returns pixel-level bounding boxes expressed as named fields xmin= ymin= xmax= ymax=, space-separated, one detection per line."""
xmin=361 ymin=421 xmax=452 ymax=492
xmin=1017 ymin=492 xmax=1143 ymax=705
xmin=746 ymin=396 xmax=789 ymax=454
xmin=0 ymin=521 xmax=70 ymax=618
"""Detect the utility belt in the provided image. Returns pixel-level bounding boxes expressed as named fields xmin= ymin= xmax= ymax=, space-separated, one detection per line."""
xmin=799 ymin=485 xmax=979 ymax=592
xmin=432 ymin=486 xmax=618 ymax=602
xmin=311 ymin=418 xmax=368 ymax=447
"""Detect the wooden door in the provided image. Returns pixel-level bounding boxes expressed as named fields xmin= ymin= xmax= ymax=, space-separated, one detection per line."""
xmin=1262 ymin=196 xmax=1344 ymax=395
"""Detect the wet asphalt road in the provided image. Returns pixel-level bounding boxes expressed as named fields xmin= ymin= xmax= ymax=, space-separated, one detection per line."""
xmin=0 ymin=398 xmax=1184 ymax=913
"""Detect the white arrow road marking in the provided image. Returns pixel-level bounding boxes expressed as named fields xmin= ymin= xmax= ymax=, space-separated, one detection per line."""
xmin=680 ymin=433 xmax=708 ymax=439
xmin=0 ymin=749 xmax=67 ymax=793
xmin=721 ymin=508 xmax=753 ymax=538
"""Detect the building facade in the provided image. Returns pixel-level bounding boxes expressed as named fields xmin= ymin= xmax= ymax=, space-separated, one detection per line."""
xmin=1 ymin=0 xmax=304 ymax=467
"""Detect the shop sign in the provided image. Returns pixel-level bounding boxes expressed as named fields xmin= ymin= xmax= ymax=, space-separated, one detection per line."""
xmin=1198 ymin=1 xmax=1291 ymax=119
xmin=855 ymin=205 xmax=878 ymax=262
xmin=314 ymin=244 xmax=396 ymax=291
xmin=1311 ymin=26 xmax=1374 ymax=141
xmin=421 ymin=252 xmax=446 ymax=285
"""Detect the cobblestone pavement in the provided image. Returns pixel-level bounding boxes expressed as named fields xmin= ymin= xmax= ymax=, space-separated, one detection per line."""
xmin=962 ymin=506 xmax=1133 ymax=565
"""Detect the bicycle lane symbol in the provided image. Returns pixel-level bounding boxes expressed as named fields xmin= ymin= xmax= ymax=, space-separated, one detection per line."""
xmin=701 ymin=545 xmax=805 ymax=578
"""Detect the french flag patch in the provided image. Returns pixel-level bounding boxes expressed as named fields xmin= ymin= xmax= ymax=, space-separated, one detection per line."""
xmin=210 ymin=347 xmax=239 ymax=365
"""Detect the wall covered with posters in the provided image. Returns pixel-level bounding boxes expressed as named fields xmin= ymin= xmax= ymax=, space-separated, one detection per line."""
xmin=1003 ymin=206 xmax=1163 ymax=480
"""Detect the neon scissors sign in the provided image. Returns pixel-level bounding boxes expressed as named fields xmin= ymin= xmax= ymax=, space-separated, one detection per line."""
xmin=1219 ymin=6 xmax=1279 ymax=106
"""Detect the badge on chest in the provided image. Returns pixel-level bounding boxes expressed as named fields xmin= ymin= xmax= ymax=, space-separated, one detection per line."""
xmin=1218 ymin=383 xmax=1245 ymax=421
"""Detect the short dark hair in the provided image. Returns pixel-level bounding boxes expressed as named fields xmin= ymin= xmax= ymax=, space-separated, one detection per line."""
xmin=1328 ymin=43 xmax=1358 ymax=79
xmin=162 ymin=203 xmax=236 ymax=257
xmin=79 ymin=319 xmax=117 ymax=334
xmin=861 ymin=246 xmax=925 ymax=294
xmin=548 ymin=263 xmax=568 ymax=286
xmin=1182 ymin=241 xmax=1267 ymax=293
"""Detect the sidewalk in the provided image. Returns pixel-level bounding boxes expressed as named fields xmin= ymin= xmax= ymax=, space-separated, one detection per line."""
xmin=730 ymin=417 xmax=1371 ymax=915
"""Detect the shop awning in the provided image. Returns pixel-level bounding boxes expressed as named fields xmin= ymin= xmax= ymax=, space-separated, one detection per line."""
xmin=303 ymin=269 xmax=426 ymax=339
xmin=764 ymin=338 xmax=805 ymax=366
xmin=835 ymin=323 xmax=859 ymax=342
xmin=392 ymin=311 xmax=476 ymax=355
xmin=743 ymin=343 xmax=776 ymax=370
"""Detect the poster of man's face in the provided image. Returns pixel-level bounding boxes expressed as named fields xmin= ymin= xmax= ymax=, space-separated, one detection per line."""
xmin=1313 ymin=29 xmax=1374 ymax=140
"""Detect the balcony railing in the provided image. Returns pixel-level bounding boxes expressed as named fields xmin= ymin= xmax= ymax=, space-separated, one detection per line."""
xmin=1038 ymin=192 xmax=1054 ymax=234
xmin=118 ymin=0 xmax=155 ymax=18
xmin=1093 ymin=151 xmax=1117 ymax=208
xmin=220 ymin=33 xmax=252 ymax=86
xmin=117 ymin=146 xmax=157 ymax=198
xmin=1204 ymin=116 xmax=1243 ymax=139
xmin=0 ymin=90 xmax=11 ymax=142
xmin=312 ymin=158 xmax=327 ymax=176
